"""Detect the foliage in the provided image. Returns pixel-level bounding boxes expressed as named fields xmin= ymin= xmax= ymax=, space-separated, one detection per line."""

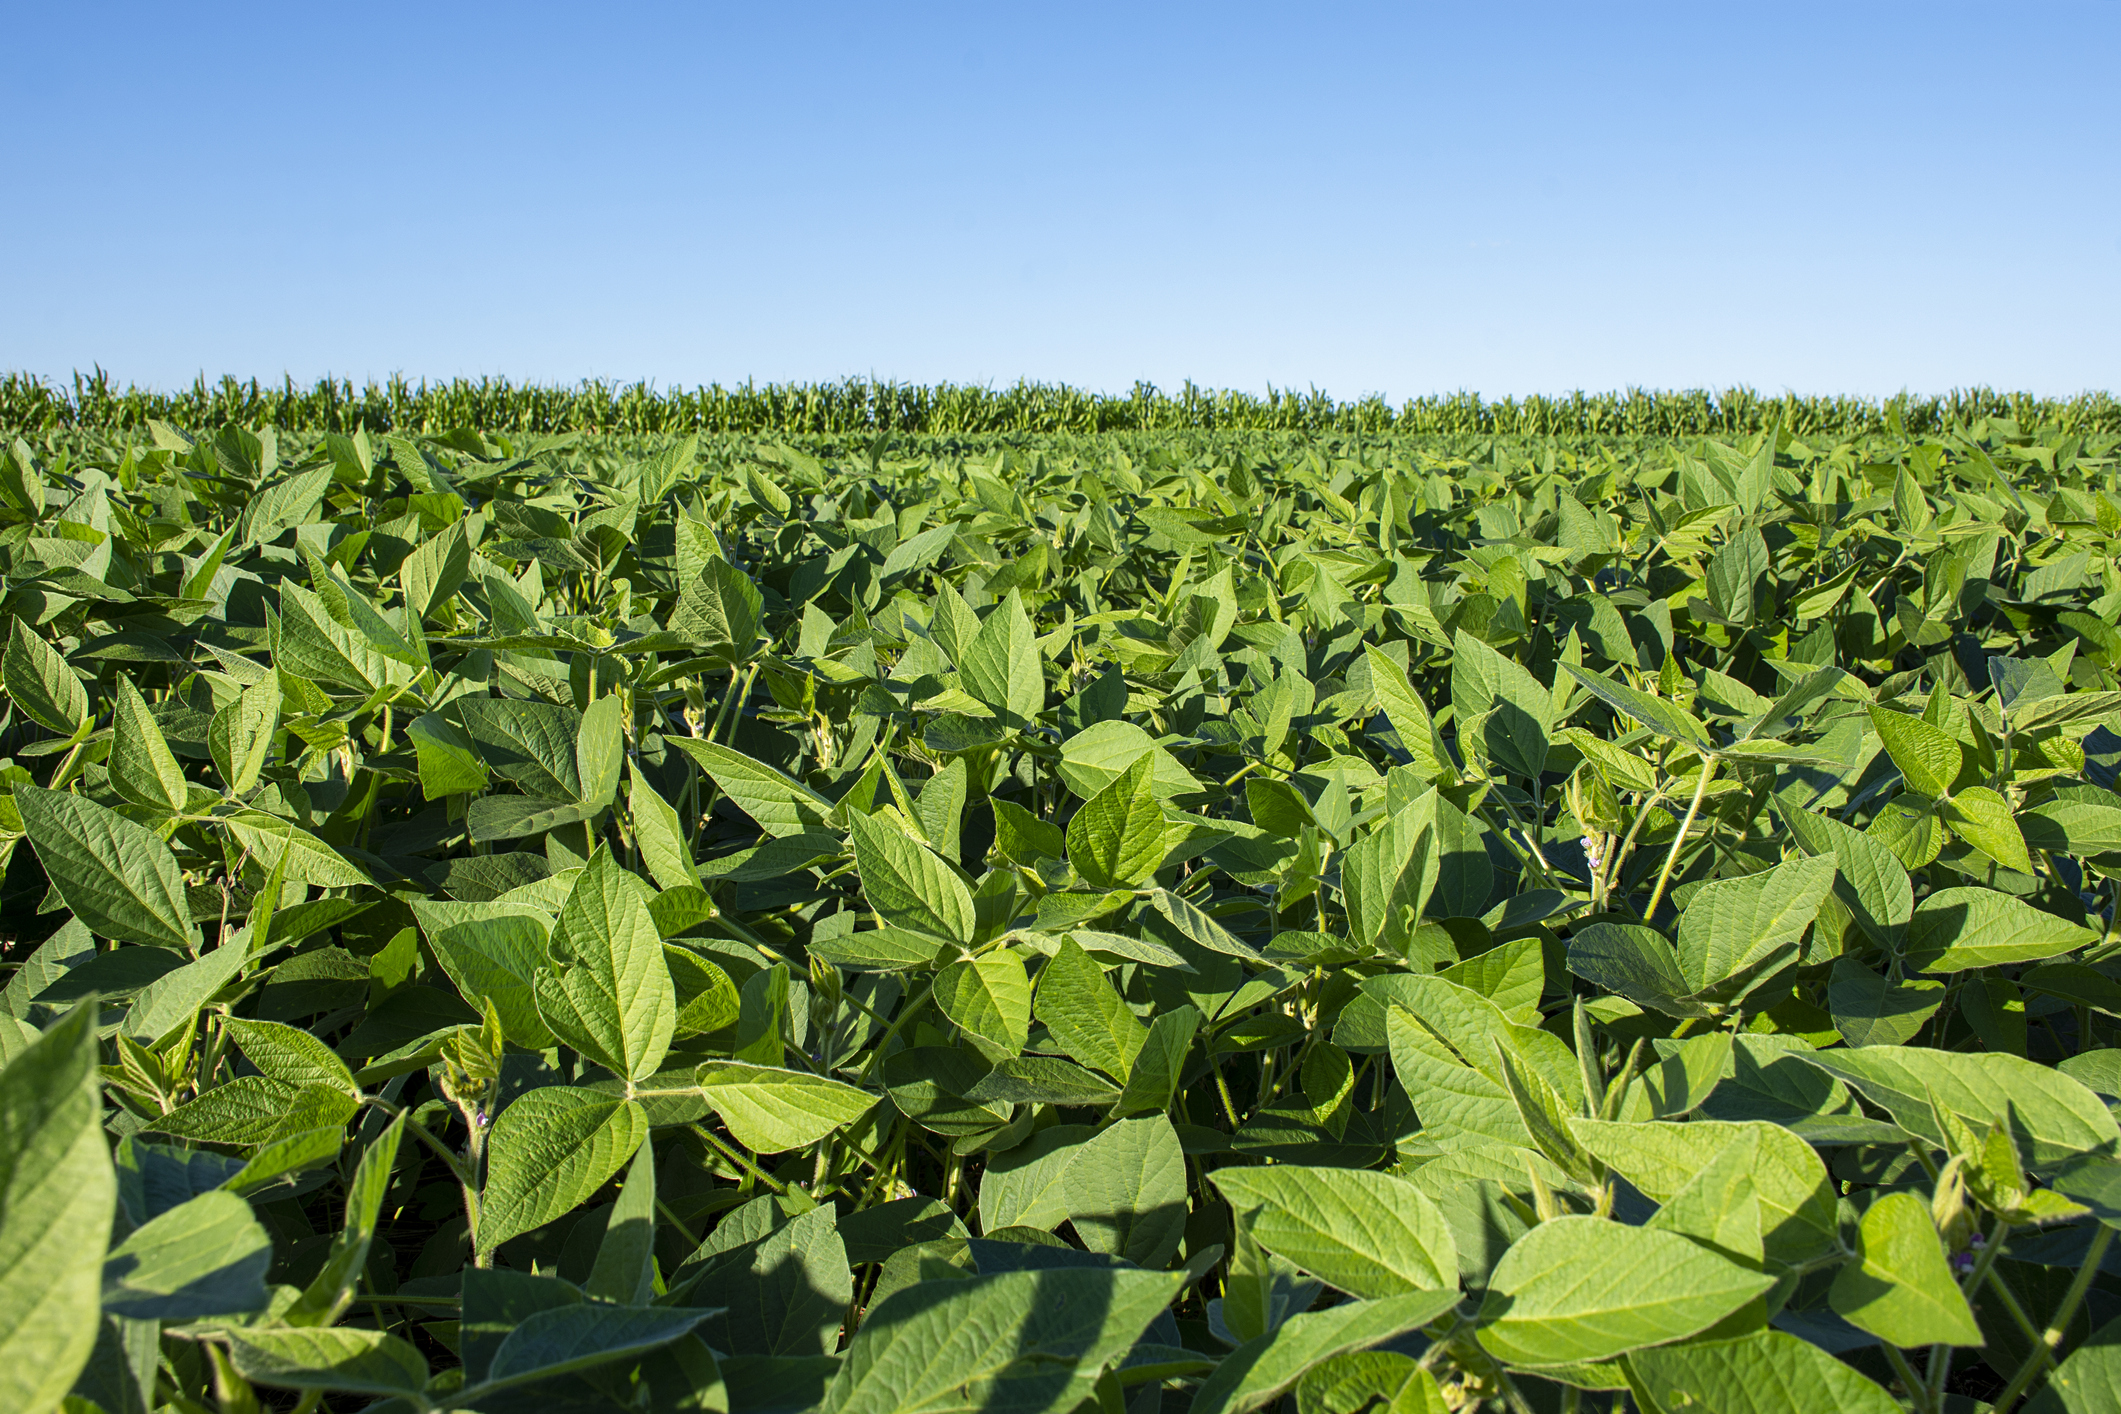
xmin=2 ymin=413 xmax=2121 ymax=1412
xmin=6 ymin=368 xmax=2121 ymax=438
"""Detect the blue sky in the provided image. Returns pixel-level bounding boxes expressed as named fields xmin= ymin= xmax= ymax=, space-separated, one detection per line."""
xmin=4 ymin=2 xmax=2116 ymax=399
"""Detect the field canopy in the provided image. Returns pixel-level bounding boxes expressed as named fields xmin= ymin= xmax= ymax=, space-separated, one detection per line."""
xmin=3 ymin=411 xmax=2121 ymax=1412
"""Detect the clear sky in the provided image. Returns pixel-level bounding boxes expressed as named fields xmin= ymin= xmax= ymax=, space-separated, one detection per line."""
xmin=4 ymin=2 xmax=2116 ymax=401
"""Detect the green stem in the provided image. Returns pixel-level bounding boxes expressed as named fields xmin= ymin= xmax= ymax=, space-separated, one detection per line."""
xmin=1995 ymin=1223 xmax=2113 ymax=1412
xmin=693 ymin=1124 xmax=789 ymax=1195
xmin=1493 ymin=787 xmax=1555 ymax=889
xmin=1644 ymin=757 xmax=1718 ymax=921
xmin=1881 ymin=1344 xmax=1935 ymax=1414
xmin=857 ymin=981 xmax=936 ymax=1085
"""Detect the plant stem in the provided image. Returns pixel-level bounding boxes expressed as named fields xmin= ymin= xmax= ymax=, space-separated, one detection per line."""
xmin=1994 ymin=1223 xmax=2113 ymax=1412
xmin=1644 ymin=757 xmax=1717 ymax=921
xmin=693 ymin=1124 xmax=789 ymax=1195
xmin=1881 ymin=1344 xmax=1935 ymax=1414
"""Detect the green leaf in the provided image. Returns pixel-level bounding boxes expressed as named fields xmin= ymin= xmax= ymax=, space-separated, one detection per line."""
xmin=477 ymin=1088 xmax=647 ymax=1258
xmin=958 ymin=589 xmax=1045 ymax=724
xmin=1452 ymin=629 xmax=1552 ymax=781
xmin=420 ymin=908 xmax=557 ymax=1049
xmin=1939 ymin=785 xmax=2034 ymax=873
xmin=979 ymin=1124 xmax=1097 ymax=1233
xmin=107 ymin=676 xmax=187 ymax=812
xmin=714 ymin=1204 xmax=851 ymax=1356
xmin=16 ymin=786 xmax=193 ymax=948
xmin=1794 ymin=1045 xmax=2121 ymax=1167
xmin=1474 ymin=1216 xmax=1776 ymax=1367
xmin=1210 ymin=1167 xmax=1457 ymax=1298
xmin=1568 ymin=1118 xmax=1838 ymax=1268
xmin=457 ymin=697 xmax=584 ymax=799
xmin=1066 ymin=750 xmax=1167 ymax=890
xmin=846 ymin=810 xmax=975 ymax=945
xmin=1674 ymin=853 xmax=1838 ymax=997
xmin=1115 ymin=1005 xmax=1200 ymax=1117
xmin=222 ymin=813 xmax=374 ymax=888
xmin=1057 ymin=720 xmax=1201 ymax=799
xmin=1364 ymin=645 xmax=1456 ymax=783
xmin=533 ymin=845 xmax=676 ymax=1082
xmin=693 ymin=1060 xmax=880 ymax=1153
xmin=1867 ymin=704 xmax=1965 ymax=799
xmin=222 ymin=1017 xmax=359 ymax=1097
xmin=286 ymin=1114 xmax=407 ymax=1327
xmin=401 ymin=517 xmax=472 ymax=619
xmin=1903 ymin=886 xmax=2097 ymax=973
xmin=1641 ymin=1129 xmax=1765 ymax=1266
xmin=100 ymin=1189 xmax=270 ymax=1321
xmin=1567 ymin=922 xmax=1710 ymax=1019
xmin=934 ymin=951 xmax=1032 ymax=1057
xmin=669 ymin=736 xmax=836 ymax=837
xmin=228 ymin=1327 xmax=430 ymax=1398
xmin=1560 ymin=662 xmax=1713 ymax=751
xmin=0 ymin=1004 xmax=116 ymax=1414
xmin=1191 ymin=1292 xmax=1462 ymax=1414
xmin=1828 ymin=957 xmax=1943 ymax=1047
xmin=585 ymin=1142 xmax=659 ymax=1306
xmin=1035 ymin=936 xmax=1148 ymax=1081
xmin=1626 ymin=1329 xmax=1900 ymax=1414
xmin=1782 ymin=808 xmax=1912 ymax=950
xmin=1705 ymin=527 xmax=1773 ymax=625
xmin=209 ymin=674 xmax=280 ymax=796
xmin=1296 ymin=1352 xmax=1448 ymax=1414
xmin=2029 ymin=1314 xmax=2121 ymax=1414
xmin=1063 ymin=1113 xmax=1189 ymax=1268
xmin=628 ymin=764 xmax=698 ymax=893
xmin=489 ymin=1311 xmax=711 ymax=1394
xmin=123 ymin=933 xmax=252 ymax=1042
xmin=575 ymin=692 xmax=625 ymax=809
xmin=4 ymin=620 xmax=87 ymax=734
xmin=671 ymin=556 xmax=764 ymax=664
xmin=1828 ymin=1190 xmax=1981 ymax=1347
xmin=822 ymin=1266 xmax=1185 ymax=1414
xmin=406 ymin=708 xmax=488 ymax=798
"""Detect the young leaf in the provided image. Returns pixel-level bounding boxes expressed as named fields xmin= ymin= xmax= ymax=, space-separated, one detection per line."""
xmin=534 ymin=846 xmax=676 ymax=1082
xmin=1066 ymin=750 xmax=1166 ymax=890
xmin=1035 ymin=937 xmax=1148 ymax=1081
xmin=1866 ymin=704 xmax=1965 ymax=799
xmin=1828 ymin=1190 xmax=1982 ymax=1347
